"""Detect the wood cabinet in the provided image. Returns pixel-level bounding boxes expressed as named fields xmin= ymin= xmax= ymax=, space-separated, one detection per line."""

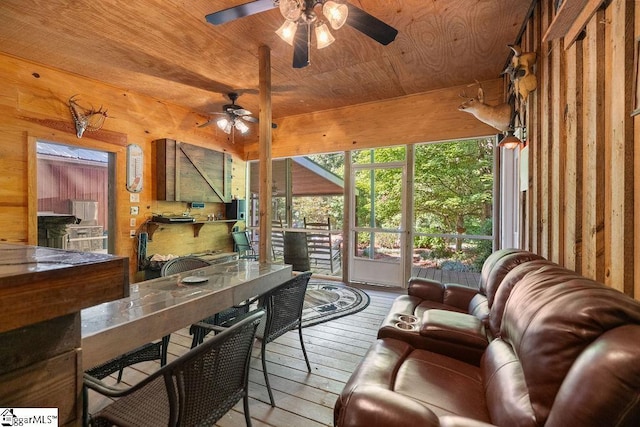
xmin=0 ymin=244 xmax=128 ymax=427
xmin=153 ymin=138 xmax=232 ymax=203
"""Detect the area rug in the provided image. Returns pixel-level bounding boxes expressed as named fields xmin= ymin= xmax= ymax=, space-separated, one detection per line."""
xmin=302 ymin=280 xmax=370 ymax=327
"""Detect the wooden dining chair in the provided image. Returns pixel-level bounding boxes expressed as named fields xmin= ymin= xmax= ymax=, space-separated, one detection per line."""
xmin=84 ymin=310 xmax=265 ymax=427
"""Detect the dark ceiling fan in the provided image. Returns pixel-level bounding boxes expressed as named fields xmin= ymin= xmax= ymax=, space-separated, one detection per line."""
xmin=199 ymin=92 xmax=276 ymax=141
xmin=205 ymin=0 xmax=398 ymax=68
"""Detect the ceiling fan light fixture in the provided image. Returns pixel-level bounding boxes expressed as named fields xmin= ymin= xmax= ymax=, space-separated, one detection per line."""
xmin=279 ymin=0 xmax=302 ymax=21
xmin=235 ymin=119 xmax=250 ymax=134
xmin=216 ymin=117 xmax=229 ymax=132
xmin=217 ymin=117 xmax=234 ymax=134
xmin=276 ymin=19 xmax=298 ymax=46
xmin=315 ymin=22 xmax=335 ymax=49
xmin=323 ymin=1 xmax=348 ymax=30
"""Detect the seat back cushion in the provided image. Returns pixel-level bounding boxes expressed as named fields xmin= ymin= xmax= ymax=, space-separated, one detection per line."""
xmin=487 ymin=260 xmax=559 ymax=338
xmin=545 ymin=325 xmax=640 ymax=427
xmin=482 ymin=251 xmax=545 ymax=309
xmin=497 ymin=266 xmax=640 ymax=425
xmin=478 ymin=249 xmax=523 ymax=296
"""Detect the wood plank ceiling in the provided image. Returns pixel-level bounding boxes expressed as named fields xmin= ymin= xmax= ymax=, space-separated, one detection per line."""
xmin=0 ymin=0 xmax=532 ymax=144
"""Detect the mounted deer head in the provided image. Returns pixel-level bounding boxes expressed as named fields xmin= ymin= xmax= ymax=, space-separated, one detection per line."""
xmin=458 ymin=84 xmax=513 ymax=133
xmin=68 ymin=95 xmax=108 ymax=138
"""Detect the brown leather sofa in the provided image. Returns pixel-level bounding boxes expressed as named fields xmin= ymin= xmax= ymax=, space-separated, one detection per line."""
xmin=335 ymin=260 xmax=640 ymax=427
xmin=377 ymin=249 xmax=544 ymax=365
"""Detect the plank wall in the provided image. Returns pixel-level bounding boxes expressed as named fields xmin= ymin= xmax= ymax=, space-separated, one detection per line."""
xmin=522 ymin=0 xmax=637 ymax=297
xmin=0 ymin=53 xmax=247 ymax=280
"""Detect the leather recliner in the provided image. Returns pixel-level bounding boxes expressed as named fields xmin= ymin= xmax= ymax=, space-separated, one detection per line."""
xmin=377 ymin=249 xmax=545 ymax=364
xmin=335 ymin=261 xmax=640 ymax=427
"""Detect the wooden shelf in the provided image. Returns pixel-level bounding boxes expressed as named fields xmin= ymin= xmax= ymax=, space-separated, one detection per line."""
xmin=543 ymin=0 xmax=605 ymax=48
xmin=146 ymin=220 xmax=237 ymax=240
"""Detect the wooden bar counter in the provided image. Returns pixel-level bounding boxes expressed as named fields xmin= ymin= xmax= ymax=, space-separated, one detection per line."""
xmin=0 ymin=243 xmax=129 ymax=427
xmin=82 ymin=260 xmax=292 ymax=369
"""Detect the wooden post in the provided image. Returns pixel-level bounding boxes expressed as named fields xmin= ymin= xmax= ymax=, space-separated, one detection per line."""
xmin=258 ymin=45 xmax=272 ymax=263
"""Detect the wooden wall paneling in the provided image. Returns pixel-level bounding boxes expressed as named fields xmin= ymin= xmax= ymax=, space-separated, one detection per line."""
xmin=563 ymin=40 xmax=584 ymax=273
xmin=550 ymin=34 xmax=566 ymax=264
xmin=581 ymin=11 xmax=606 ymax=281
xmin=635 ymin=0 xmax=640 ymax=298
xmin=528 ymin=2 xmax=543 ymax=254
xmin=0 ymin=53 xmax=245 ymax=280
xmin=244 ymin=80 xmax=506 ymax=161
xmin=539 ymin=1 xmax=554 ymax=259
xmin=519 ymin=14 xmax=538 ymax=250
xmin=604 ymin=0 xmax=634 ymax=294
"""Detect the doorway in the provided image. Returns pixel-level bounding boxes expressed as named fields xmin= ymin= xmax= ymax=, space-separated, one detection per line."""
xmin=37 ymin=141 xmax=114 ymax=253
xmin=349 ymin=148 xmax=406 ymax=286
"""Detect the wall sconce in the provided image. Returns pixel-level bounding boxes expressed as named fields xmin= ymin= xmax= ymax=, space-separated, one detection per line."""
xmin=498 ymin=130 xmax=523 ymax=150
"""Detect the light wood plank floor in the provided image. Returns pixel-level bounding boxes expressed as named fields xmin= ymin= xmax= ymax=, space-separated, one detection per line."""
xmin=86 ymin=284 xmax=404 ymax=426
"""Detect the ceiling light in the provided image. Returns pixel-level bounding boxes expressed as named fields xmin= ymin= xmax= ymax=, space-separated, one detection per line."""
xmin=217 ymin=117 xmax=233 ymax=134
xmin=217 ymin=117 xmax=229 ymax=131
xmin=322 ymin=1 xmax=348 ymax=30
xmin=235 ymin=120 xmax=249 ymax=134
xmin=276 ymin=19 xmax=298 ymax=45
xmin=315 ymin=22 xmax=335 ymax=49
xmin=279 ymin=0 xmax=302 ymax=21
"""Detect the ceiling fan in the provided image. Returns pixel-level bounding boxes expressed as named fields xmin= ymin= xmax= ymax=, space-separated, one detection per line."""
xmin=205 ymin=0 xmax=398 ymax=68
xmin=199 ymin=92 xmax=275 ymax=140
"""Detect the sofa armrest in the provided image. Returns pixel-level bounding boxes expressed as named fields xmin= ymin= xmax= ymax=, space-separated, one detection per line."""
xmin=335 ymin=386 xmax=440 ymax=427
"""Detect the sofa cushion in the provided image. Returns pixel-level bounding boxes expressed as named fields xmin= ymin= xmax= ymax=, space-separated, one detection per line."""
xmin=546 ymin=325 xmax=640 ymax=426
xmin=498 ymin=265 xmax=640 ymax=425
xmin=487 ymin=259 xmax=559 ymax=337
xmin=335 ymin=338 xmax=491 ymax=424
xmin=420 ymin=309 xmax=487 ymax=349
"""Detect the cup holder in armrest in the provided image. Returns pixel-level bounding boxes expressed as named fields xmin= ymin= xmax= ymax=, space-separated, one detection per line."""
xmin=394 ymin=321 xmax=417 ymax=331
xmin=398 ymin=314 xmax=419 ymax=324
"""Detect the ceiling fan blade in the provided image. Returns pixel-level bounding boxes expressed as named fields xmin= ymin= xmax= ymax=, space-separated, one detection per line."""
xmin=242 ymin=115 xmax=259 ymax=123
xmin=345 ymin=3 xmax=398 ymax=46
xmin=293 ymin=23 xmax=310 ymax=68
xmin=205 ymin=0 xmax=276 ymax=25
xmin=198 ymin=119 xmax=216 ymax=128
xmin=234 ymin=108 xmax=252 ymax=116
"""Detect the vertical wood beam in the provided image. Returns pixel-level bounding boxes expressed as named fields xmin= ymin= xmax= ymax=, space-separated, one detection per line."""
xmin=539 ymin=1 xmax=553 ymax=259
xmin=27 ymin=134 xmax=37 ymax=245
xmin=635 ymin=0 xmax=640 ymax=298
xmin=582 ymin=11 xmax=606 ymax=281
xmin=605 ymin=0 xmax=634 ymax=293
xmin=564 ymin=40 xmax=584 ymax=273
xmin=522 ymin=14 xmax=536 ymax=251
xmin=258 ymin=45 xmax=272 ymax=263
xmin=550 ymin=34 xmax=566 ymax=264
xmin=530 ymin=1 xmax=543 ymax=253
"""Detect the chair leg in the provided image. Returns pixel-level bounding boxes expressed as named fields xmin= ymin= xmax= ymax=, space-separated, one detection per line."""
xmin=298 ymin=324 xmax=311 ymax=372
xmin=160 ymin=334 xmax=171 ymax=365
xmin=261 ymin=340 xmax=275 ymax=407
xmin=243 ymin=393 xmax=252 ymax=427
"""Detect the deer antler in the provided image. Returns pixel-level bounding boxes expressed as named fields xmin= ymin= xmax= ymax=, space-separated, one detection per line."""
xmin=68 ymin=95 xmax=108 ymax=138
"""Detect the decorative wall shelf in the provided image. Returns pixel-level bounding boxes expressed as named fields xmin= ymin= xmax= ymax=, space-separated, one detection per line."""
xmin=146 ymin=220 xmax=237 ymax=240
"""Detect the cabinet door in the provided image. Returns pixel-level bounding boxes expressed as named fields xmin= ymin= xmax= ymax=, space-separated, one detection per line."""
xmin=154 ymin=139 xmax=232 ymax=203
